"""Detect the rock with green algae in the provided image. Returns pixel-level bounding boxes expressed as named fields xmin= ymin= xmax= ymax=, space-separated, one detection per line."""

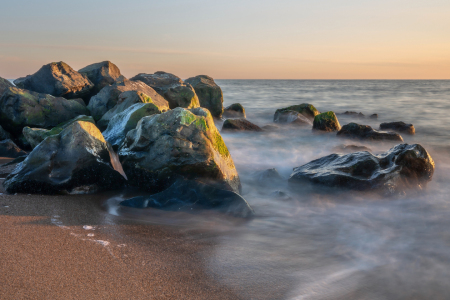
xmin=0 ymin=87 xmax=89 ymax=135
xmin=119 ymin=107 xmax=241 ymax=194
xmin=87 ymin=79 xmax=169 ymax=121
xmin=274 ymin=103 xmax=320 ymax=124
xmin=22 ymin=115 xmax=95 ymax=149
xmin=13 ymin=61 xmax=94 ymax=100
xmin=185 ymin=75 xmax=224 ymax=118
xmin=337 ymin=122 xmax=403 ymax=142
xmin=0 ymin=76 xmax=14 ymax=96
xmin=163 ymin=84 xmax=200 ymax=110
xmin=3 ymin=121 xmax=127 ymax=194
xmin=103 ymin=103 xmax=161 ymax=150
xmin=223 ymin=103 xmax=246 ymax=119
xmin=313 ymin=111 xmax=341 ymax=132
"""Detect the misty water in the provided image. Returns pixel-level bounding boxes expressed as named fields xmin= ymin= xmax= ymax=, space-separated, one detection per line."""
xmin=112 ymin=80 xmax=450 ymax=299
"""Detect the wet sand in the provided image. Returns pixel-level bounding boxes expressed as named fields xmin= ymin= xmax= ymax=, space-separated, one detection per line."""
xmin=0 ymin=159 xmax=240 ymax=300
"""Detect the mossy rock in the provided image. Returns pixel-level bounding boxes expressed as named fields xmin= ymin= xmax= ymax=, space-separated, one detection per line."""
xmin=163 ymin=84 xmax=200 ymax=109
xmin=185 ymin=75 xmax=224 ymax=118
xmin=274 ymin=103 xmax=320 ymax=123
xmin=313 ymin=111 xmax=341 ymax=132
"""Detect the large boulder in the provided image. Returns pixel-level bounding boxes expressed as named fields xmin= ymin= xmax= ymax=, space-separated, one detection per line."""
xmin=0 ymin=87 xmax=89 ymax=135
xmin=87 ymin=79 xmax=169 ymax=121
xmin=119 ymin=107 xmax=241 ymax=193
xmin=289 ymin=144 xmax=434 ymax=194
xmin=337 ymin=123 xmax=403 ymax=142
xmin=3 ymin=121 xmax=127 ymax=194
xmin=313 ymin=111 xmax=341 ymax=132
xmin=13 ymin=62 xmax=93 ymax=99
xmin=185 ymin=75 xmax=224 ymax=118
xmin=164 ymin=84 xmax=200 ymax=109
xmin=274 ymin=104 xmax=320 ymax=123
xmin=221 ymin=119 xmax=263 ymax=132
xmin=380 ymin=121 xmax=415 ymax=135
xmin=0 ymin=76 xmax=14 ymax=96
xmin=0 ymin=139 xmax=27 ymax=158
xmin=223 ymin=103 xmax=246 ymax=119
xmin=120 ymin=179 xmax=253 ymax=217
xmin=78 ymin=61 xmax=125 ymax=98
xmin=130 ymin=71 xmax=183 ymax=96
xmin=103 ymin=103 xmax=161 ymax=149
xmin=22 ymin=115 xmax=95 ymax=149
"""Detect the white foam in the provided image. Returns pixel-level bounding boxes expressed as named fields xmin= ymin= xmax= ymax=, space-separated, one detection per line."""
xmin=83 ymin=225 xmax=95 ymax=230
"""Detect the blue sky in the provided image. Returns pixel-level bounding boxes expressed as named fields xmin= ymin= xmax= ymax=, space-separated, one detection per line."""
xmin=0 ymin=0 xmax=449 ymax=79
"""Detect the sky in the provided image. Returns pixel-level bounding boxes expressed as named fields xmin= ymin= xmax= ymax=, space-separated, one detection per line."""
xmin=0 ymin=0 xmax=449 ymax=79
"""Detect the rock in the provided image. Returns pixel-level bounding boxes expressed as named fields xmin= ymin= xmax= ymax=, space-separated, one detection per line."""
xmin=0 ymin=87 xmax=89 ymax=135
xmin=164 ymin=84 xmax=200 ymax=109
xmin=0 ymin=155 xmax=28 ymax=177
xmin=0 ymin=139 xmax=27 ymax=158
xmin=289 ymin=143 xmax=435 ymax=194
xmin=78 ymin=61 xmax=125 ymax=99
xmin=0 ymin=76 xmax=14 ymax=96
xmin=120 ymin=179 xmax=253 ymax=217
xmin=13 ymin=62 xmax=93 ymax=99
xmin=0 ymin=125 xmax=11 ymax=141
xmin=221 ymin=119 xmax=263 ymax=132
xmin=337 ymin=111 xmax=365 ymax=118
xmin=130 ymin=71 xmax=184 ymax=96
xmin=273 ymin=110 xmax=312 ymax=126
xmin=313 ymin=111 xmax=341 ymax=132
xmin=185 ymin=75 xmax=224 ymax=118
xmin=333 ymin=144 xmax=372 ymax=153
xmin=223 ymin=103 xmax=246 ymax=118
xmin=262 ymin=124 xmax=281 ymax=131
xmin=370 ymin=114 xmax=378 ymax=119
xmin=3 ymin=121 xmax=127 ymax=194
xmin=274 ymin=104 xmax=320 ymax=123
xmin=22 ymin=115 xmax=95 ymax=148
xmin=380 ymin=121 xmax=415 ymax=135
xmin=337 ymin=123 xmax=403 ymax=142
xmin=119 ymin=107 xmax=241 ymax=193
xmin=103 ymin=103 xmax=161 ymax=150
xmin=87 ymin=79 xmax=169 ymax=121
xmin=253 ymin=168 xmax=284 ymax=186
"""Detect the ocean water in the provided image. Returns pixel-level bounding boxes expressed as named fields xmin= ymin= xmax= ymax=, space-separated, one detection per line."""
xmin=107 ymin=80 xmax=449 ymax=299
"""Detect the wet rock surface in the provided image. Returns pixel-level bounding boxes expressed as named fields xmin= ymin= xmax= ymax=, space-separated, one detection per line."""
xmin=221 ymin=119 xmax=263 ymax=132
xmin=313 ymin=111 xmax=341 ymax=132
xmin=337 ymin=122 xmax=403 ymax=142
xmin=185 ymin=75 xmax=224 ymax=118
xmin=289 ymin=143 xmax=435 ymax=194
xmin=380 ymin=121 xmax=415 ymax=135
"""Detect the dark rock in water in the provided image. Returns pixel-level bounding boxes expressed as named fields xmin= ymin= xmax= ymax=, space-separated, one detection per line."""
xmin=185 ymin=75 xmax=224 ymax=118
xmin=103 ymin=103 xmax=161 ymax=150
xmin=223 ymin=103 xmax=246 ymax=118
xmin=13 ymin=62 xmax=94 ymax=99
xmin=78 ymin=61 xmax=125 ymax=99
xmin=0 ymin=87 xmax=89 ymax=135
xmin=119 ymin=107 xmax=241 ymax=194
xmin=222 ymin=119 xmax=263 ymax=132
xmin=0 ymin=125 xmax=11 ymax=141
xmin=370 ymin=114 xmax=378 ymax=119
xmin=87 ymin=79 xmax=169 ymax=121
xmin=130 ymin=71 xmax=184 ymax=96
xmin=164 ymin=84 xmax=200 ymax=109
xmin=333 ymin=144 xmax=372 ymax=153
xmin=380 ymin=121 xmax=415 ymax=135
xmin=262 ymin=124 xmax=281 ymax=131
xmin=253 ymin=168 xmax=284 ymax=186
xmin=338 ymin=111 xmax=365 ymax=118
xmin=3 ymin=121 xmax=127 ymax=194
xmin=289 ymin=143 xmax=434 ymax=194
xmin=22 ymin=115 xmax=95 ymax=149
xmin=337 ymin=123 xmax=403 ymax=142
xmin=0 ymin=140 xmax=27 ymax=158
xmin=273 ymin=110 xmax=312 ymax=126
xmin=274 ymin=103 xmax=320 ymax=123
xmin=0 ymin=76 xmax=14 ymax=96
xmin=120 ymin=179 xmax=253 ymax=218
xmin=313 ymin=111 xmax=341 ymax=132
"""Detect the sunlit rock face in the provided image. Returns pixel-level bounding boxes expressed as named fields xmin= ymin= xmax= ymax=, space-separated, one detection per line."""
xmin=4 ymin=121 xmax=126 ymax=194
xmin=119 ymin=107 xmax=241 ymax=194
xmin=0 ymin=87 xmax=89 ymax=136
xmin=289 ymin=143 xmax=435 ymax=194
xmin=87 ymin=79 xmax=169 ymax=121
xmin=313 ymin=111 xmax=341 ymax=132
xmin=337 ymin=122 xmax=403 ymax=142
xmin=185 ymin=75 xmax=224 ymax=118
xmin=78 ymin=61 xmax=126 ymax=99
xmin=13 ymin=61 xmax=94 ymax=100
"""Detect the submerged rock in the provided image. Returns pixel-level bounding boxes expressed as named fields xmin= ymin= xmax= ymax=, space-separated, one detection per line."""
xmin=0 ymin=139 xmax=27 ymax=158
xmin=337 ymin=111 xmax=365 ymax=118
xmin=120 ymin=179 xmax=253 ymax=217
xmin=14 ymin=61 xmax=94 ymax=99
xmin=223 ymin=103 xmax=246 ymax=119
xmin=103 ymin=103 xmax=161 ymax=149
xmin=253 ymin=168 xmax=284 ymax=186
xmin=333 ymin=144 xmax=372 ymax=153
xmin=273 ymin=110 xmax=312 ymax=126
xmin=87 ymin=79 xmax=169 ymax=121
xmin=0 ymin=87 xmax=89 ymax=135
xmin=337 ymin=123 xmax=403 ymax=142
xmin=370 ymin=114 xmax=378 ymax=119
xmin=380 ymin=121 xmax=415 ymax=135
xmin=289 ymin=143 xmax=434 ymax=194
xmin=78 ymin=61 xmax=125 ymax=98
xmin=274 ymin=104 xmax=320 ymax=123
xmin=313 ymin=111 xmax=341 ymax=132
xmin=185 ymin=75 xmax=224 ymax=118
xmin=119 ymin=107 xmax=241 ymax=193
xmin=262 ymin=124 xmax=281 ymax=131
xmin=3 ymin=121 xmax=127 ymax=194
xmin=0 ymin=76 xmax=14 ymax=96
xmin=22 ymin=115 xmax=95 ymax=148
xmin=221 ymin=119 xmax=263 ymax=132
